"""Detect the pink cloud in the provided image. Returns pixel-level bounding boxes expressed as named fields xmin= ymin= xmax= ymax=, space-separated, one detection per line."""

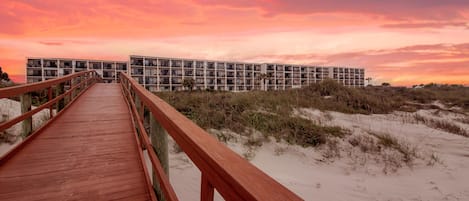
xmin=39 ymin=41 xmax=63 ymax=46
xmin=382 ymin=21 xmax=469 ymax=29
xmin=192 ymin=0 xmax=469 ymax=20
xmin=247 ymin=43 xmax=469 ymax=86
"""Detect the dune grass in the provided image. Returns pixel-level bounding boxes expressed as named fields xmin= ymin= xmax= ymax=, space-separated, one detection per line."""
xmin=414 ymin=114 xmax=468 ymax=137
xmin=156 ymin=80 xmax=468 ymax=147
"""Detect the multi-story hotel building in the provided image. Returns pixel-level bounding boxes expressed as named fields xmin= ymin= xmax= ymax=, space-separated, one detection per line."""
xmin=26 ymin=57 xmax=128 ymax=84
xmin=129 ymin=55 xmax=364 ymax=91
xmin=26 ymin=55 xmax=365 ymax=92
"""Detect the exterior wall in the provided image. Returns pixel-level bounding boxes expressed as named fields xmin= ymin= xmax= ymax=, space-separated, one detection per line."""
xmin=259 ymin=64 xmax=364 ymax=91
xmin=26 ymin=57 xmax=128 ymax=83
xmin=26 ymin=56 xmax=365 ymax=91
xmin=130 ymin=55 xmax=264 ymax=92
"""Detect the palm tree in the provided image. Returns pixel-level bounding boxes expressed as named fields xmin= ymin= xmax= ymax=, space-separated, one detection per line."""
xmin=365 ymin=77 xmax=372 ymax=86
xmin=257 ymin=73 xmax=271 ymax=91
xmin=182 ymin=78 xmax=195 ymax=91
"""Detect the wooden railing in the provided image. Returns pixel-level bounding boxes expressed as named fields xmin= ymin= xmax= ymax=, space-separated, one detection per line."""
xmin=119 ymin=72 xmax=303 ymax=201
xmin=0 ymin=71 xmax=101 ymax=163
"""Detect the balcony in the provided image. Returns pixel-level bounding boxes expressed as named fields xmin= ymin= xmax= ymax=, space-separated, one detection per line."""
xmin=90 ymin=62 xmax=101 ymax=70
xmin=196 ymin=70 xmax=204 ymax=76
xmin=132 ymin=68 xmax=144 ymax=75
xmin=145 ymin=78 xmax=158 ymax=85
xmin=160 ymin=78 xmax=170 ymax=84
xmin=117 ymin=63 xmax=127 ymax=70
xmin=254 ymin=65 xmax=261 ymax=71
xmin=159 ymin=59 xmax=170 ymax=67
xmin=207 ymin=62 xmax=215 ymax=69
xmin=60 ymin=60 xmax=73 ymax=68
xmin=44 ymin=70 xmax=57 ymax=77
xmin=172 ymin=60 xmax=182 ymax=67
xmin=103 ymin=62 xmax=114 ymax=70
xmin=145 ymin=59 xmax=157 ymax=66
xmin=159 ymin=70 xmax=170 ymax=76
xmin=27 ymin=69 xmax=42 ymax=76
xmin=227 ymin=63 xmax=235 ymax=70
xmin=103 ymin=72 xmax=116 ymax=78
xmin=131 ymin=58 xmax=144 ymax=66
xmin=184 ymin=61 xmax=194 ymax=68
xmin=43 ymin=60 xmax=58 ymax=68
xmin=172 ymin=78 xmax=182 ymax=84
xmin=196 ymin=61 xmax=204 ymax=68
xmin=171 ymin=70 xmax=182 ymax=76
xmin=27 ymin=59 xmax=42 ymax=67
xmin=185 ymin=71 xmax=193 ymax=76
xmin=75 ymin=61 xmax=87 ymax=69
xmin=63 ymin=69 xmax=73 ymax=75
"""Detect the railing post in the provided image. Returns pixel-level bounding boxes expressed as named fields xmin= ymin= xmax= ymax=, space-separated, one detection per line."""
xmin=201 ymin=174 xmax=214 ymax=201
xmin=79 ymin=75 xmax=83 ymax=93
xmin=56 ymin=82 xmax=65 ymax=112
xmin=71 ymin=77 xmax=76 ymax=100
xmin=85 ymin=72 xmax=89 ymax=88
xmin=135 ymin=95 xmax=141 ymax=119
xmin=48 ymin=87 xmax=53 ymax=118
xmin=20 ymin=93 xmax=32 ymax=137
xmin=150 ymin=114 xmax=169 ymax=201
xmin=76 ymin=76 xmax=81 ymax=94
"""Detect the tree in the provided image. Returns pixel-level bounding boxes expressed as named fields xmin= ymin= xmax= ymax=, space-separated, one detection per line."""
xmin=381 ymin=82 xmax=391 ymax=87
xmin=257 ymin=73 xmax=271 ymax=91
xmin=0 ymin=66 xmax=10 ymax=81
xmin=365 ymin=77 xmax=372 ymax=86
xmin=182 ymin=78 xmax=195 ymax=91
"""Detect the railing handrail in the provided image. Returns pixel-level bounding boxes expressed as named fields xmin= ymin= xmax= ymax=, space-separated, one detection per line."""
xmin=119 ymin=72 xmax=303 ymax=201
xmin=0 ymin=71 xmax=101 ymax=164
xmin=0 ymin=71 xmax=96 ymax=99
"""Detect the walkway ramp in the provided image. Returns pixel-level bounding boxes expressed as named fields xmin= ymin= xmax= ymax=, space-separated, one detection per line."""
xmin=0 ymin=84 xmax=152 ymax=201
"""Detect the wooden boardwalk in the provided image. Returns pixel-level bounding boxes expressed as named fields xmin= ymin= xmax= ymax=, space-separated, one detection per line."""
xmin=0 ymin=84 xmax=152 ymax=201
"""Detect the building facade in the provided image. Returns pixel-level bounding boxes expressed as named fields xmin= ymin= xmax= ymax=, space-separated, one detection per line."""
xmin=26 ymin=57 xmax=128 ymax=84
xmin=26 ymin=56 xmax=365 ymax=92
xmin=129 ymin=55 xmax=364 ymax=92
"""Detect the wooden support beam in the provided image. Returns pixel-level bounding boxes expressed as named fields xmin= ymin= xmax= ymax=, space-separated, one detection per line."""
xmin=150 ymin=114 xmax=169 ymax=201
xmin=55 ymin=82 xmax=65 ymax=112
xmin=20 ymin=93 xmax=32 ymax=137
xmin=201 ymin=174 xmax=214 ymax=201
xmin=48 ymin=87 xmax=53 ymax=118
xmin=70 ymin=77 xmax=76 ymax=99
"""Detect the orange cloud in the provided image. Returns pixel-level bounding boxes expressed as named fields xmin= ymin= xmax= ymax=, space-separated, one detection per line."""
xmin=248 ymin=43 xmax=469 ymax=86
xmin=0 ymin=0 xmax=468 ymax=86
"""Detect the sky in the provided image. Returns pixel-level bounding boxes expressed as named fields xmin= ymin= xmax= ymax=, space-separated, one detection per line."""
xmin=1 ymin=0 xmax=468 ymax=86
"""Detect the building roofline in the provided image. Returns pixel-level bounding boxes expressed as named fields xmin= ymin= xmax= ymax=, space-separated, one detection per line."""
xmin=26 ymin=57 xmax=128 ymax=63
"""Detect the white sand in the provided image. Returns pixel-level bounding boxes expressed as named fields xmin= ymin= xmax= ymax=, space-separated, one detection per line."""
xmin=167 ymin=109 xmax=469 ymax=201
xmin=0 ymin=99 xmax=51 ymax=156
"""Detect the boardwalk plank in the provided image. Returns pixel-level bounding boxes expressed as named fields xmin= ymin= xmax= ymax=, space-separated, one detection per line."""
xmin=0 ymin=84 xmax=151 ymax=201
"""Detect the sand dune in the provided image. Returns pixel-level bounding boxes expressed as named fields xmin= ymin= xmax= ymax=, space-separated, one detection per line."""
xmin=168 ymin=108 xmax=469 ymax=201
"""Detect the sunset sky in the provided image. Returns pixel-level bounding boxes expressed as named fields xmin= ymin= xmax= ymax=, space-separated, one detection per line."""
xmin=1 ymin=0 xmax=468 ymax=86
